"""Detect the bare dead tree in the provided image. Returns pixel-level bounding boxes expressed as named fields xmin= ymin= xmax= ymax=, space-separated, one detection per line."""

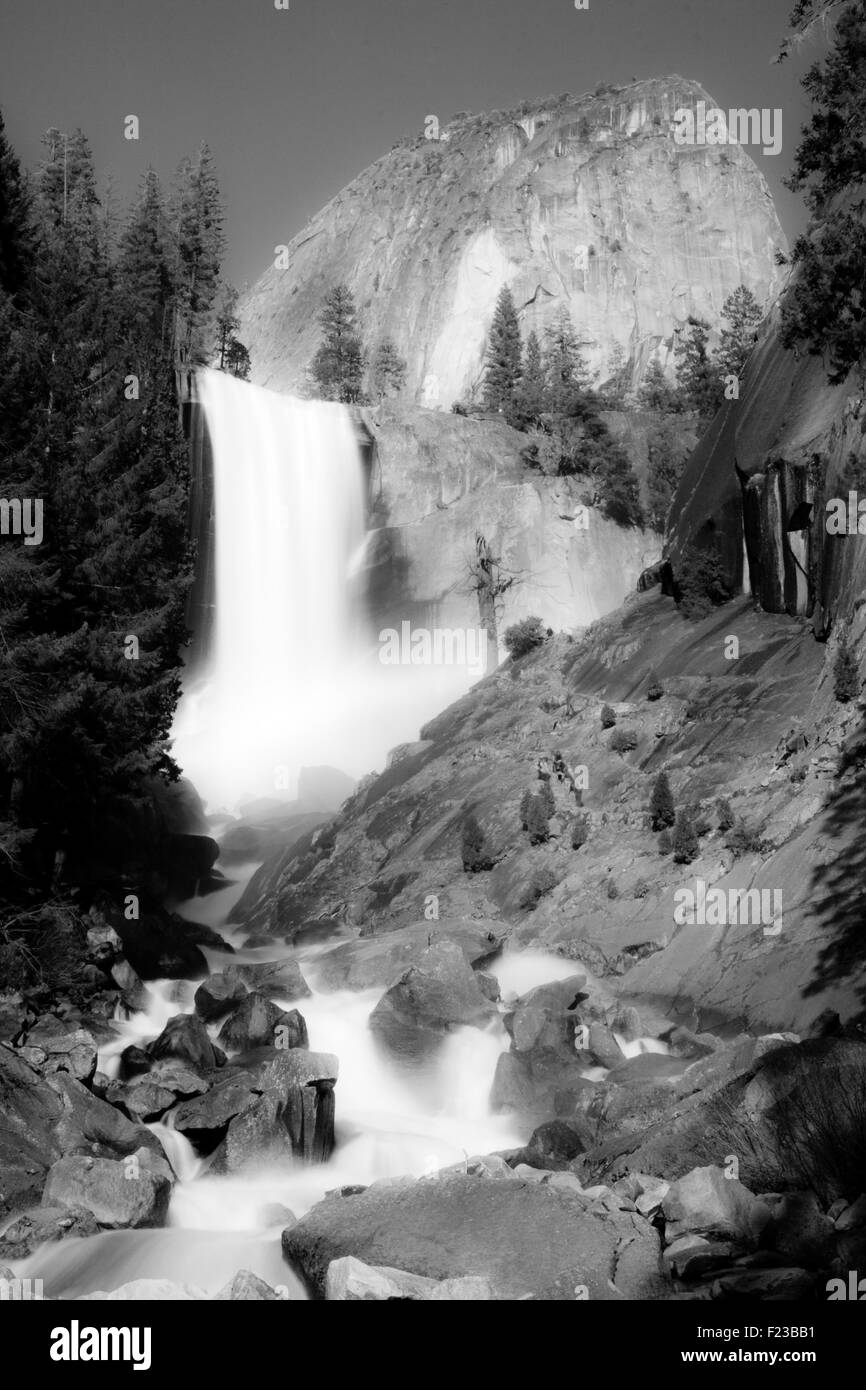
xmin=466 ymin=532 xmax=524 ymax=674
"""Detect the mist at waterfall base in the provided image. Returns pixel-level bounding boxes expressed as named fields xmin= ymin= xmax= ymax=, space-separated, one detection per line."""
xmin=171 ymin=368 xmax=482 ymax=812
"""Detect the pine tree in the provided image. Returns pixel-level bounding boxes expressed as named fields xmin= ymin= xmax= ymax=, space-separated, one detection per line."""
xmin=543 ymin=306 xmax=592 ymax=414
xmin=482 ymin=285 xmax=521 ymax=411
xmin=213 ymin=282 xmax=251 ymax=377
xmin=780 ymin=2 xmax=866 ymax=383
xmin=510 ymin=330 xmax=547 ymax=426
xmin=646 ymin=418 xmax=690 ymax=530
xmin=0 ymin=108 xmax=33 ymax=298
xmin=717 ymin=285 xmax=762 ymax=381
xmin=171 ymin=143 xmax=225 ymax=363
xmin=600 ymin=342 xmax=632 ymax=407
xmin=674 ymin=317 xmax=723 ymax=418
xmin=834 ymin=633 xmax=860 ymax=702
xmin=310 ymin=284 xmax=365 ymax=403
xmin=650 ymin=771 xmax=676 ymax=830
xmin=369 ymin=338 xmax=406 ymax=400
xmin=638 ymin=358 xmax=682 ymax=412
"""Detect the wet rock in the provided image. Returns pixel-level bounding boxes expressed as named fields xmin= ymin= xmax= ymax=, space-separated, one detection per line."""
xmin=103 ymin=1080 xmax=177 ymax=1124
xmin=836 ymin=1194 xmax=866 ymax=1231
xmin=762 ymin=1192 xmax=836 ymax=1267
xmin=145 ymin=1060 xmax=210 ymax=1099
xmin=610 ymin=1006 xmax=643 ymax=1044
xmin=512 ymin=1119 xmax=592 ymax=1171
xmin=109 ymin=959 xmax=149 ymax=1013
xmin=119 ymin=1045 xmax=152 ymax=1079
xmin=194 ymin=973 xmax=248 ymax=1022
xmin=217 ymin=994 xmax=309 ymax=1052
xmin=80 ymin=1280 xmax=206 ymax=1300
xmin=42 ymin=1153 xmax=171 ymax=1229
xmin=324 ymin=1256 xmax=496 ymax=1300
xmin=369 ymin=940 xmax=496 ymax=1056
xmin=710 ymin=1267 xmax=817 ymax=1299
xmin=313 ymin=920 xmax=504 ymax=992
xmin=112 ymin=906 xmax=210 ymax=981
xmin=584 ymin=1022 xmax=625 ymax=1070
xmin=171 ymin=1073 xmax=259 ymax=1145
xmin=666 ymin=1026 xmax=717 ymax=1060
xmin=215 ymin=1271 xmax=282 ymax=1300
xmin=0 ymin=1044 xmax=63 ymax=1218
xmin=283 ymin=1172 xmax=666 ymax=1300
xmin=225 ymin=958 xmax=310 ymax=1000
xmin=663 ymin=1235 xmax=737 ymax=1280
xmin=0 ymin=1205 xmax=99 ymax=1260
xmin=606 ymin=1053 xmax=689 ymax=1086
xmin=146 ymin=1014 xmax=226 ymax=1072
xmin=211 ymin=1050 xmax=339 ymax=1171
xmin=475 ymin=971 xmax=500 ymax=1003
xmin=663 ymin=1167 xmax=771 ymax=1246
xmin=16 ymin=1020 xmax=97 ymax=1084
xmin=48 ymin=1074 xmax=162 ymax=1162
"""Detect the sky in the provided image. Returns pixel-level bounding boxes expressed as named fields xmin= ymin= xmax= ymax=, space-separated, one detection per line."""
xmin=0 ymin=0 xmax=815 ymax=290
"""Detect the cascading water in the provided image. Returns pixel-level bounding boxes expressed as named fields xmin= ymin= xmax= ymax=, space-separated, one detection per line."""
xmin=173 ymin=369 xmax=485 ymax=814
xmin=172 ymin=368 xmax=370 ymax=809
xmin=12 ymin=372 xmax=673 ymax=1300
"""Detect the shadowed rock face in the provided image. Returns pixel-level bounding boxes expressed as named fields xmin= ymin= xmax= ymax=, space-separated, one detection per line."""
xmin=239 ymin=77 xmax=785 ymax=406
xmin=665 ymin=291 xmax=866 ymax=628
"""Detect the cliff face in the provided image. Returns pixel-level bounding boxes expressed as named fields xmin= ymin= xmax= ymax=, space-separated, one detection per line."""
xmin=239 ymin=77 xmax=786 ymax=406
xmin=362 ymin=404 xmax=668 ymax=641
xmin=666 ymin=294 xmax=866 ymax=631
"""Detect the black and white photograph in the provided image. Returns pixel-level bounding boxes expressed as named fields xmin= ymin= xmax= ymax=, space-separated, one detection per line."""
xmin=0 ymin=0 xmax=864 ymax=1356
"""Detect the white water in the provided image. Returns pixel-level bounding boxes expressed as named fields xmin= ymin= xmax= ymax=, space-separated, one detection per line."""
xmin=172 ymin=370 xmax=483 ymax=814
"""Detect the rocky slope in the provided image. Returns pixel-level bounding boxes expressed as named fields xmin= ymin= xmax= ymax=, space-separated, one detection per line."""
xmin=231 ymin=588 xmax=864 ymax=1038
xmin=239 ymin=77 xmax=786 ymax=405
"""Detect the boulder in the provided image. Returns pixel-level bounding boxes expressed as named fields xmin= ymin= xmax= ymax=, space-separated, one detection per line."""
xmin=113 ymin=906 xmax=210 ymax=981
xmin=512 ymin=1119 xmax=592 ymax=1171
xmin=215 ymin=1271 xmax=282 ymax=1300
xmin=605 ymin=1053 xmax=689 ymax=1086
xmin=109 ymin=958 xmax=149 ymax=1013
xmin=217 ymin=994 xmax=309 ymax=1052
xmin=194 ymin=973 xmax=248 ymax=1022
xmin=0 ymin=1204 xmax=99 ymax=1260
xmin=663 ymin=1235 xmax=737 ymax=1280
xmin=324 ymin=1255 xmax=496 ymax=1301
xmin=369 ymin=941 xmax=496 ymax=1055
xmin=762 ymin=1192 xmax=836 ymax=1267
xmin=146 ymin=1014 xmax=225 ymax=1072
xmin=282 ymin=1172 xmax=666 ymax=1300
xmin=16 ymin=1020 xmax=97 ymax=1084
xmin=145 ymin=1060 xmax=210 ymax=1099
xmin=662 ymin=1167 xmax=771 ymax=1246
xmin=80 ymin=1280 xmax=206 ymax=1300
xmin=225 ymin=958 xmax=310 ymax=1000
xmin=0 ymin=1042 xmax=64 ymax=1217
xmin=42 ymin=1153 xmax=171 ymax=1229
xmin=313 ymin=920 xmax=504 ymax=992
xmin=475 ymin=971 xmax=500 ymax=1003
xmin=211 ymin=1051 xmax=339 ymax=1171
xmin=171 ymin=1073 xmax=259 ymax=1145
xmin=48 ymin=1074 xmax=163 ymax=1162
xmin=103 ymin=1080 xmax=177 ymax=1124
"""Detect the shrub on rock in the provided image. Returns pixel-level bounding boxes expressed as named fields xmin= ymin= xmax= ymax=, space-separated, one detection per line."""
xmin=571 ymin=816 xmax=589 ymax=849
xmin=461 ymin=813 xmax=493 ymax=872
xmin=504 ymin=617 xmax=547 ymax=660
xmin=525 ymin=796 xmax=550 ymax=845
xmin=650 ymin=771 xmax=676 ymax=830
xmin=833 ymin=634 xmax=859 ymax=703
xmin=600 ymin=703 xmax=617 ymax=729
xmin=673 ymin=812 xmax=700 ymax=864
xmin=715 ymin=796 xmax=734 ymax=832
xmin=610 ymin=728 xmax=638 ymax=754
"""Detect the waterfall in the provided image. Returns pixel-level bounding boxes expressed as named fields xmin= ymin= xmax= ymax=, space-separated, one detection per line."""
xmin=172 ymin=368 xmax=483 ymax=814
xmin=173 ymin=368 xmax=370 ymax=810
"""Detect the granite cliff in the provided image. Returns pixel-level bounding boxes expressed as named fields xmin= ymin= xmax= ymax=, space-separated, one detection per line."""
xmin=239 ymin=76 xmax=786 ymax=406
